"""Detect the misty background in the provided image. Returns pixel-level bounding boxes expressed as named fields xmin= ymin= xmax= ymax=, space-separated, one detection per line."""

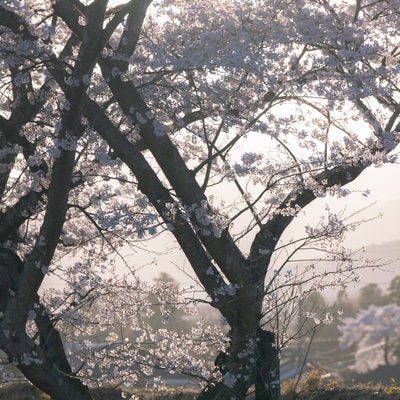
xmin=128 ymin=162 xmax=400 ymax=296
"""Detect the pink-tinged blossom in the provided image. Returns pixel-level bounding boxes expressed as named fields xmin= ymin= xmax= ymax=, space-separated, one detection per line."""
xmin=340 ymin=304 xmax=400 ymax=373
xmin=1 ymin=0 xmax=400 ymax=395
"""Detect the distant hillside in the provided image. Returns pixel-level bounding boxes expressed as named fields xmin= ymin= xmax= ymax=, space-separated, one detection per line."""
xmin=342 ymin=197 xmax=400 ymax=248
xmin=365 ymin=240 xmax=400 ymax=259
xmin=352 ymin=240 xmax=400 ymax=290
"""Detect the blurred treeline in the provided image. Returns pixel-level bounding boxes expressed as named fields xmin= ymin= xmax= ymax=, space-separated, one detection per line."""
xmin=290 ymin=275 xmax=400 ymax=383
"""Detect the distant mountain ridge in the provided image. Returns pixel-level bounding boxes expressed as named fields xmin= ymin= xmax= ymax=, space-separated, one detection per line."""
xmin=343 ymin=197 xmax=400 ymax=248
xmin=345 ymin=240 xmax=400 ymax=293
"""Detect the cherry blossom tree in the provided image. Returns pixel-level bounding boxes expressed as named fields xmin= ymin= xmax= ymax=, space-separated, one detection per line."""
xmin=0 ymin=1 xmax=400 ymax=399
xmin=340 ymin=304 xmax=400 ymax=373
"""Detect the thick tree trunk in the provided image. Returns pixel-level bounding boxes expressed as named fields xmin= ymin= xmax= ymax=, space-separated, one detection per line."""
xmin=0 ymin=248 xmax=94 ymax=400
xmin=199 ymin=328 xmax=258 ymax=400
xmin=197 ymin=281 xmax=280 ymax=400
xmin=255 ymin=330 xmax=280 ymax=400
xmin=197 ymin=271 xmax=282 ymax=400
xmin=18 ymin=364 xmax=94 ymax=400
xmin=200 ymin=328 xmax=280 ymax=400
xmin=0 ymin=321 xmax=94 ymax=400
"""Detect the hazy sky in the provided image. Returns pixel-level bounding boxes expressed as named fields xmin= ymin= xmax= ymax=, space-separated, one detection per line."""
xmin=102 ymin=0 xmax=400 ymax=281
xmin=127 ymin=162 xmax=400 ymax=291
xmin=310 ymin=163 xmax=400 ymax=247
xmin=276 ymin=163 xmax=399 ymax=246
xmin=284 ymin=163 xmax=400 ymax=295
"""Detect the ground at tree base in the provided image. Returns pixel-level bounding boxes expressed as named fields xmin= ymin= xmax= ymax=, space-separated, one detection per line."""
xmin=0 ymin=383 xmax=125 ymax=400
xmin=2 ymin=382 xmax=400 ymax=400
xmin=293 ymin=386 xmax=400 ymax=400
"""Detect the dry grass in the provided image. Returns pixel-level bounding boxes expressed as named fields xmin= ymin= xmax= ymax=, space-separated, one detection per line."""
xmin=2 ymin=380 xmax=400 ymax=400
xmin=0 ymin=383 xmax=199 ymax=400
xmin=0 ymin=383 xmax=125 ymax=400
xmin=281 ymin=368 xmax=400 ymax=400
xmin=289 ymin=386 xmax=400 ymax=400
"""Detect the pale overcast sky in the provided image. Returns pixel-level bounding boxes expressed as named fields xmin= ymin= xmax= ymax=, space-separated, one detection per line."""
xmin=126 ymin=162 xmax=400 ymax=289
xmin=43 ymin=162 xmax=400 ymax=299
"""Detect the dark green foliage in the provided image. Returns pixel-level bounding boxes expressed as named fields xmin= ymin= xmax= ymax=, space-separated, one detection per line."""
xmin=358 ymin=283 xmax=385 ymax=309
xmin=387 ymin=276 xmax=400 ymax=305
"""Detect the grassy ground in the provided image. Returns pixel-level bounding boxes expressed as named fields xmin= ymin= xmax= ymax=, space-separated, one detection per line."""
xmin=287 ymin=385 xmax=400 ymax=400
xmin=280 ymin=368 xmax=400 ymax=400
xmin=0 ymin=383 xmax=128 ymax=400
xmin=281 ymin=380 xmax=400 ymax=400
xmin=2 ymin=380 xmax=400 ymax=400
xmin=0 ymin=383 xmax=199 ymax=400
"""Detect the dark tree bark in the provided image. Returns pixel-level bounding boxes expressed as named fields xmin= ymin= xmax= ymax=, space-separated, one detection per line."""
xmin=1 ymin=2 xmax=400 ymax=400
xmin=0 ymin=1 xmax=115 ymax=399
xmin=255 ymin=330 xmax=280 ymax=400
xmin=0 ymin=247 xmax=94 ymax=400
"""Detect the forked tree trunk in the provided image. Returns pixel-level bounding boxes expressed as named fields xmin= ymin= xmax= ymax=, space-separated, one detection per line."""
xmin=199 ymin=328 xmax=258 ymax=400
xmin=199 ymin=326 xmax=280 ymax=400
xmin=198 ymin=283 xmax=280 ymax=400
